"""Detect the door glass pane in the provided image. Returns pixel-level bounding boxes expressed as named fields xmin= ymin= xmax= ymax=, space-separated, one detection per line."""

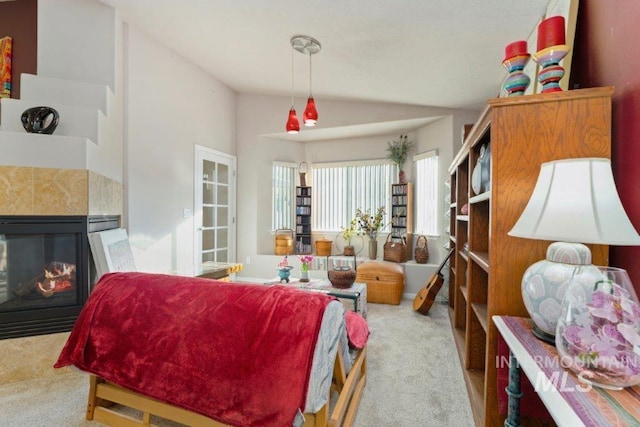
xmin=202 ymin=252 xmax=215 ymax=263
xmin=218 ymin=164 xmax=229 ymax=185
xmin=217 ymin=185 xmax=228 ymax=206
xmin=203 ymin=207 xmax=214 ymax=228
xmin=217 ymin=207 xmax=228 ymax=225
xmin=216 ymin=229 xmax=228 ymax=247
xmin=202 ymin=229 xmax=215 ymax=251
xmin=203 ymin=183 xmax=214 ymax=205
xmin=203 ymin=161 xmax=216 ymax=183
xmin=216 ymin=250 xmax=227 ymax=262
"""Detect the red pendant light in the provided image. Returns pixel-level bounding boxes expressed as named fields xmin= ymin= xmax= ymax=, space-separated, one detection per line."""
xmin=303 ymin=96 xmax=317 ymax=126
xmin=303 ymin=48 xmax=318 ymax=126
xmin=285 ymin=42 xmax=300 ymax=134
xmin=286 ymin=107 xmax=300 ymax=134
xmin=291 ymin=35 xmax=321 ymax=129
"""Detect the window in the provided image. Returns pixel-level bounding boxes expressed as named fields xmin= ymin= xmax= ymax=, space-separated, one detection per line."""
xmin=312 ymin=160 xmax=397 ymax=231
xmin=272 ymin=161 xmax=296 ymax=230
xmin=414 ymin=150 xmax=439 ymax=236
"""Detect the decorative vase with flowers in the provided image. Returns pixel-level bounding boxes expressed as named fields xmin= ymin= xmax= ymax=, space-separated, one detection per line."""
xmin=298 ymin=255 xmax=314 ymax=282
xmin=556 ymin=266 xmax=640 ymax=390
xmin=341 ymin=217 xmax=361 ymax=256
xmin=356 ymin=206 xmax=388 ymax=260
xmin=386 ymin=134 xmax=414 ymax=184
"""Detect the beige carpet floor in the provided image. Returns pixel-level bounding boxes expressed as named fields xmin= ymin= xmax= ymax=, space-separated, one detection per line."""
xmin=0 ymin=299 xmax=473 ymax=427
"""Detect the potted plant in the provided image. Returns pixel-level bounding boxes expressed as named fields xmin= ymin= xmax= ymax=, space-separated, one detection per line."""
xmin=386 ymin=134 xmax=414 ymax=183
xmin=341 ymin=217 xmax=361 ymax=256
xmin=355 ymin=206 xmax=388 ymax=259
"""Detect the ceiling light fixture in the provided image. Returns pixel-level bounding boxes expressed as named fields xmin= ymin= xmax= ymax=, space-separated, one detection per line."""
xmin=285 ymin=43 xmax=300 ymax=134
xmin=292 ymin=35 xmax=321 ymax=128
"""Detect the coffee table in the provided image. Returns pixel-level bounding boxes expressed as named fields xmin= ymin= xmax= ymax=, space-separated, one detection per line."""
xmin=264 ymin=277 xmax=367 ymax=318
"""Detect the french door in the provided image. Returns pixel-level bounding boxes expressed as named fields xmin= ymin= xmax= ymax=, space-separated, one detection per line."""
xmin=194 ymin=145 xmax=236 ymax=268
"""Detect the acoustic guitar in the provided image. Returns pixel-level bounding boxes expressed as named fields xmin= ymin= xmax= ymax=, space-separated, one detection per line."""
xmin=413 ymin=249 xmax=454 ymax=315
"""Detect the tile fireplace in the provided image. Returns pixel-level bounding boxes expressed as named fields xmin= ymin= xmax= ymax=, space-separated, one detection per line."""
xmin=0 ymin=215 xmax=119 ymax=339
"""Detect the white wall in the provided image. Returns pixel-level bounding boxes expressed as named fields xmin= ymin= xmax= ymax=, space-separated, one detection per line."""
xmin=123 ymin=25 xmax=236 ymax=274
xmin=38 ymin=0 xmax=117 ymax=91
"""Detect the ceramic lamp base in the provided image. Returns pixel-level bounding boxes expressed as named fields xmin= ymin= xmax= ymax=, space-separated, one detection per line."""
xmin=531 ymin=324 xmax=555 ymax=345
xmin=521 ymin=242 xmax=598 ymax=341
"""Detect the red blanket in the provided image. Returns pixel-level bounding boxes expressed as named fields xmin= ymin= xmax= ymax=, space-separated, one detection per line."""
xmin=55 ymin=272 xmax=335 ymax=426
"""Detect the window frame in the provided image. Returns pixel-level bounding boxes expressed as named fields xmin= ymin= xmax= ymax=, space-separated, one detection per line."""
xmin=271 ymin=161 xmax=297 ymax=231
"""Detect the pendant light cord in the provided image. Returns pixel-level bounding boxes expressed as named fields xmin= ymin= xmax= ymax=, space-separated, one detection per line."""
xmin=308 ymin=53 xmax=313 ymax=96
xmin=291 ymin=47 xmax=295 ymax=108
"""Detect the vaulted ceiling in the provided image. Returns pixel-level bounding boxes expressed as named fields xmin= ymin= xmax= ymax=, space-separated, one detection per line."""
xmin=98 ymin=0 xmax=552 ymax=139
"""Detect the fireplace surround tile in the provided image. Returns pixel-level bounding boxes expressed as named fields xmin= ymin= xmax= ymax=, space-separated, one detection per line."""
xmin=0 ymin=166 xmax=122 ymax=216
xmin=33 ymin=168 xmax=87 ymax=215
xmin=88 ymin=170 xmax=123 ymax=215
xmin=0 ymin=167 xmax=34 ymax=214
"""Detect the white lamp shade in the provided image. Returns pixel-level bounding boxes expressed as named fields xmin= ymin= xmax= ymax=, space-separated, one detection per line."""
xmin=508 ymin=158 xmax=640 ymax=245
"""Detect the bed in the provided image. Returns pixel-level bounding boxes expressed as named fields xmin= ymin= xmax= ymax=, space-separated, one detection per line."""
xmin=55 ymin=272 xmax=367 ymax=426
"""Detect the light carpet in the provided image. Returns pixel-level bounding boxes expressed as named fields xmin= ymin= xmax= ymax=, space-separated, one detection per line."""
xmin=0 ymin=299 xmax=473 ymax=427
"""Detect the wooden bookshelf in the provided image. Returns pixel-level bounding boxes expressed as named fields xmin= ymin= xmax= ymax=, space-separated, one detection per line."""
xmin=295 ymin=186 xmax=312 ymax=254
xmin=448 ymin=87 xmax=613 ymax=426
xmin=391 ymin=182 xmax=413 ymax=259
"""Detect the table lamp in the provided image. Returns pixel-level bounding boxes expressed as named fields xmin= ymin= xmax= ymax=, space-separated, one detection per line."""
xmin=508 ymin=158 xmax=640 ymax=343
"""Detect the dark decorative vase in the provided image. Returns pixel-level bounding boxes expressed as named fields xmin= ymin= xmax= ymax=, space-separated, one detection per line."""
xmin=328 ymin=266 xmax=356 ymax=289
xmin=327 ymin=255 xmax=357 ymax=289
xmin=21 ymin=106 xmax=59 ymax=135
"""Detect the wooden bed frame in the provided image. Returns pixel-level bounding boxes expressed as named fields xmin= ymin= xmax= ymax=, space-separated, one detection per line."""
xmin=86 ymin=344 xmax=367 ymax=427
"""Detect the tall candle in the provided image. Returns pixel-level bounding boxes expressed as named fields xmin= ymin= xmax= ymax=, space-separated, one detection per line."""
xmin=537 ymin=16 xmax=566 ymax=51
xmin=504 ymin=40 xmax=528 ymax=60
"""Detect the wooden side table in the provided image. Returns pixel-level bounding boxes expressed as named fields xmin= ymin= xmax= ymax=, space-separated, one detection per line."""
xmin=173 ymin=262 xmax=243 ymax=281
xmin=493 ymin=315 xmax=640 ymax=426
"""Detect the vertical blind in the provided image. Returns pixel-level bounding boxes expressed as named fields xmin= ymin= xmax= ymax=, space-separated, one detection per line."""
xmin=272 ymin=162 xmax=296 ymax=229
xmin=312 ymin=160 xmax=396 ymax=231
xmin=414 ymin=150 xmax=439 ymax=235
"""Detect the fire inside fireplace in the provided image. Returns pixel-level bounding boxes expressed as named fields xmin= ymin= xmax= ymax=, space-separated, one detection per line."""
xmin=0 ymin=215 xmax=119 ymax=339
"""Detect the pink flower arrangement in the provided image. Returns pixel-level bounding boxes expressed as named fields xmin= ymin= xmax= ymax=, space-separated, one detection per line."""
xmin=559 ymin=281 xmax=640 ymax=388
xmin=298 ymin=255 xmax=314 ymax=272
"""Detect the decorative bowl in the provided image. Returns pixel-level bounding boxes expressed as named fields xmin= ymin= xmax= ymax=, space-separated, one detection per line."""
xmin=328 ymin=266 xmax=356 ymax=289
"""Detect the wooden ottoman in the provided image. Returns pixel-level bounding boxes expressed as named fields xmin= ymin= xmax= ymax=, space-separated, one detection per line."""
xmin=355 ymin=261 xmax=404 ymax=305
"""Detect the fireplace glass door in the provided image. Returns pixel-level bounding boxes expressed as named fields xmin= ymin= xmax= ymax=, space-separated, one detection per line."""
xmin=0 ymin=232 xmax=80 ymax=311
xmin=0 ymin=216 xmax=91 ymax=339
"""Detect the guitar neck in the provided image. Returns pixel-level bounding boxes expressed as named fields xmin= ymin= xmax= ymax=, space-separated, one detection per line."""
xmin=435 ymin=249 xmax=454 ymax=276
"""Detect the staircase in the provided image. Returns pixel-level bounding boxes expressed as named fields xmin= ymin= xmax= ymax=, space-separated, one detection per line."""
xmin=0 ymin=72 xmax=122 ymax=182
